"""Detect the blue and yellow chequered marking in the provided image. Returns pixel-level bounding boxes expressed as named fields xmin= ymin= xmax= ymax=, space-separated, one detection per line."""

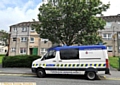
xmin=39 ymin=64 xmax=106 ymax=67
xmin=33 ymin=64 xmax=38 ymax=66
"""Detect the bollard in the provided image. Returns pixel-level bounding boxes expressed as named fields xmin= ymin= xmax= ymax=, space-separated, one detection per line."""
xmin=118 ymin=57 xmax=120 ymax=71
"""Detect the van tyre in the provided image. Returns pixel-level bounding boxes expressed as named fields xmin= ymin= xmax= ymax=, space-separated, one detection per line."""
xmin=86 ymin=71 xmax=96 ymax=80
xmin=36 ymin=69 xmax=46 ymax=78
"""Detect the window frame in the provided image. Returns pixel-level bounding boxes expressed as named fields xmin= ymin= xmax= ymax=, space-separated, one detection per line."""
xmin=11 ymin=47 xmax=16 ymax=52
xmin=107 ymin=46 xmax=113 ymax=52
xmin=40 ymin=48 xmax=47 ymax=55
xmin=30 ymin=37 xmax=34 ymax=43
xmin=21 ymin=37 xmax=27 ymax=42
xmin=102 ymin=33 xmax=112 ymax=40
xmin=13 ymin=28 xmax=17 ymax=32
xmin=13 ymin=37 xmax=17 ymax=41
xmin=20 ymin=48 xmax=26 ymax=54
xmin=22 ymin=27 xmax=27 ymax=32
xmin=30 ymin=27 xmax=35 ymax=32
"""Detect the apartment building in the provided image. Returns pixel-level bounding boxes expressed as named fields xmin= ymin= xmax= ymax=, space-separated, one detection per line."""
xmin=8 ymin=22 xmax=52 ymax=56
xmin=99 ymin=15 xmax=120 ymax=56
xmin=0 ymin=41 xmax=8 ymax=54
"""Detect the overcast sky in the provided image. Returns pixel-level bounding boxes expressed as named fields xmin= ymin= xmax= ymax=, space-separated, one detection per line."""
xmin=0 ymin=0 xmax=119 ymax=31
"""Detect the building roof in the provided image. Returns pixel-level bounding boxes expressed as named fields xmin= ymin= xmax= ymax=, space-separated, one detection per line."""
xmin=10 ymin=21 xmax=39 ymax=27
xmin=100 ymin=14 xmax=120 ymax=22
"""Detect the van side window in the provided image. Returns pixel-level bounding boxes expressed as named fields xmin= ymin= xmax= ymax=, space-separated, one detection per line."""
xmin=43 ymin=50 xmax=56 ymax=60
xmin=60 ymin=48 xmax=79 ymax=60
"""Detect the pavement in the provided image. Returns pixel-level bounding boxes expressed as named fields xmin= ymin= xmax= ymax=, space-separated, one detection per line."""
xmin=0 ymin=64 xmax=120 ymax=80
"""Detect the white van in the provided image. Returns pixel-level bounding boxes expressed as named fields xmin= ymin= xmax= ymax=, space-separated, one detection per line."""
xmin=31 ymin=45 xmax=110 ymax=80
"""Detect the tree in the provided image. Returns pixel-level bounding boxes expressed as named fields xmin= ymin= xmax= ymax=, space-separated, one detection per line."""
xmin=0 ymin=30 xmax=9 ymax=46
xmin=34 ymin=0 xmax=110 ymax=45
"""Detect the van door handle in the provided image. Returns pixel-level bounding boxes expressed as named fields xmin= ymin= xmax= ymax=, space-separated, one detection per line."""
xmin=59 ymin=60 xmax=62 ymax=62
xmin=53 ymin=60 xmax=56 ymax=62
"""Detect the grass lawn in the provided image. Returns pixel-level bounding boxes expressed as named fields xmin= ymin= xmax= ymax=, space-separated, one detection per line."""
xmin=0 ymin=56 xmax=4 ymax=64
xmin=109 ymin=57 xmax=119 ymax=69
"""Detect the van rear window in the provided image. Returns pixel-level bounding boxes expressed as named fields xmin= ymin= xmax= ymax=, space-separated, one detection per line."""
xmin=60 ymin=48 xmax=79 ymax=60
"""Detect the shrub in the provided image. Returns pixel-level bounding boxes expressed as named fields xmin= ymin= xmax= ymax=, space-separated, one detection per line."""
xmin=2 ymin=55 xmax=41 ymax=68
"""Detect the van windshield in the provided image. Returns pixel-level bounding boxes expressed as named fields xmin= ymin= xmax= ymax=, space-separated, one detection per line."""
xmin=42 ymin=50 xmax=56 ymax=60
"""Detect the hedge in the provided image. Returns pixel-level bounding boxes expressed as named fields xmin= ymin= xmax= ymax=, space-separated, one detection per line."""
xmin=2 ymin=55 xmax=41 ymax=68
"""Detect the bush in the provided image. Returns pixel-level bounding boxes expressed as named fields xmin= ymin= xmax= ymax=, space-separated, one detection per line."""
xmin=2 ymin=55 xmax=41 ymax=68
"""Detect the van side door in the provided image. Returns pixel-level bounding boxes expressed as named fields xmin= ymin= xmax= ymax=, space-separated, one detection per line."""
xmin=57 ymin=48 xmax=80 ymax=74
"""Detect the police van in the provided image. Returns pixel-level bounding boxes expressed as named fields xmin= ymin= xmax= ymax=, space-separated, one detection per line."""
xmin=31 ymin=45 xmax=110 ymax=80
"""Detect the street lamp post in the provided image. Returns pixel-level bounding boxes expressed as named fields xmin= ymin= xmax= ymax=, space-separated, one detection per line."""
xmin=117 ymin=32 xmax=120 ymax=71
xmin=113 ymin=26 xmax=115 ymax=57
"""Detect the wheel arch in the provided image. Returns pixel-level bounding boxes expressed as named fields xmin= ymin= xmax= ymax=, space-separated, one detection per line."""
xmin=85 ymin=67 xmax=98 ymax=73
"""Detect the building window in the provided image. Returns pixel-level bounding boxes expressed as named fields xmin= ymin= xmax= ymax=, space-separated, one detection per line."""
xmin=104 ymin=22 xmax=112 ymax=28
xmin=20 ymin=48 xmax=26 ymax=54
xmin=30 ymin=37 xmax=34 ymax=43
xmin=102 ymin=33 xmax=112 ymax=40
xmin=13 ymin=28 xmax=17 ymax=32
xmin=107 ymin=46 xmax=113 ymax=52
xmin=41 ymin=38 xmax=48 ymax=43
xmin=11 ymin=47 xmax=16 ymax=52
xmin=103 ymin=34 xmax=107 ymax=38
xmin=40 ymin=48 xmax=47 ymax=55
xmin=21 ymin=37 xmax=27 ymax=42
xmin=30 ymin=28 xmax=35 ymax=32
xmin=13 ymin=37 xmax=17 ymax=41
xmin=22 ymin=27 xmax=27 ymax=32
xmin=0 ymin=49 xmax=3 ymax=52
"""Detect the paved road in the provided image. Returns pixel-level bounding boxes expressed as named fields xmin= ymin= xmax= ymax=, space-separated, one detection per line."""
xmin=0 ymin=66 xmax=120 ymax=85
xmin=0 ymin=67 xmax=120 ymax=80
xmin=0 ymin=75 xmax=120 ymax=85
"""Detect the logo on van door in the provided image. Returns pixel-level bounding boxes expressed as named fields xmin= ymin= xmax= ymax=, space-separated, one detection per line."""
xmin=85 ymin=51 xmax=93 ymax=54
xmin=86 ymin=51 xmax=88 ymax=54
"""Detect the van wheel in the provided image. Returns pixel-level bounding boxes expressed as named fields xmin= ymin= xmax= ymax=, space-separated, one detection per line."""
xmin=86 ymin=71 xmax=96 ymax=80
xmin=36 ymin=69 xmax=46 ymax=78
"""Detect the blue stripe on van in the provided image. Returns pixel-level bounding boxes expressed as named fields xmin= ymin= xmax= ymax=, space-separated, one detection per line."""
xmin=49 ymin=45 xmax=107 ymax=51
xmin=46 ymin=64 xmax=55 ymax=66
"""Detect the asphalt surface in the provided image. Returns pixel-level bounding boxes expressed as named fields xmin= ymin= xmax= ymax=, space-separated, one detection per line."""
xmin=0 ymin=64 xmax=120 ymax=80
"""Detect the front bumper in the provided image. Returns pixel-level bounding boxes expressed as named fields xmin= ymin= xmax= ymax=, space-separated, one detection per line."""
xmin=31 ymin=68 xmax=37 ymax=73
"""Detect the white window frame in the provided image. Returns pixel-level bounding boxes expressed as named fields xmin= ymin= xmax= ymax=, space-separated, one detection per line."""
xmin=104 ymin=22 xmax=112 ymax=28
xmin=11 ymin=47 xmax=16 ymax=52
xmin=13 ymin=37 xmax=17 ymax=41
xmin=20 ymin=48 xmax=26 ymax=54
xmin=0 ymin=49 xmax=3 ymax=52
xmin=107 ymin=46 xmax=113 ymax=52
xmin=13 ymin=28 xmax=17 ymax=32
xmin=102 ymin=33 xmax=112 ymax=40
xmin=41 ymin=38 xmax=49 ymax=42
xmin=30 ymin=37 xmax=34 ymax=43
xmin=22 ymin=27 xmax=27 ymax=32
xmin=30 ymin=27 xmax=35 ymax=32
xmin=21 ymin=37 xmax=27 ymax=42
xmin=40 ymin=48 xmax=47 ymax=55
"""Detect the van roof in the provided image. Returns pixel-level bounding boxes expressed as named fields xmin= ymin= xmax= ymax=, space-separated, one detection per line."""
xmin=48 ymin=45 xmax=107 ymax=51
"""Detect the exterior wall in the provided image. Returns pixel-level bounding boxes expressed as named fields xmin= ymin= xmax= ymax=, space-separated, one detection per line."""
xmin=99 ymin=16 xmax=120 ymax=57
xmin=0 ymin=41 xmax=8 ymax=54
xmin=0 ymin=46 xmax=8 ymax=54
xmin=8 ymin=22 xmax=53 ymax=56
xmin=108 ymin=52 xmax=113 ymax=57
xmin=39 ymin=41 xmax=52 ymax=56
